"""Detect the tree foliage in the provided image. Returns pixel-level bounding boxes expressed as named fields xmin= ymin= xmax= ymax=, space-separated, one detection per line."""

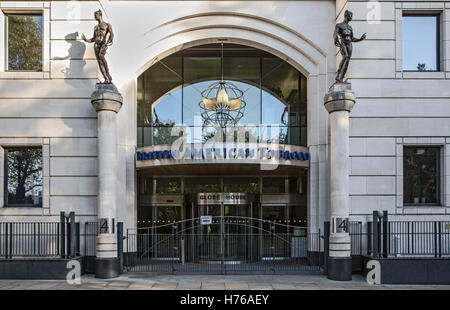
xmin=417 ymin=63 xmax=427 ymax=71
xmin=7 ymin=15 xmax=42 ymax=71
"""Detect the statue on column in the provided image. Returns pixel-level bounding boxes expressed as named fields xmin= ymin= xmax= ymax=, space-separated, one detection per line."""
xmin=334 ymin=10 xmax=366 ymax=83
xmin=82 ymin=10 xmax=114 ymax=84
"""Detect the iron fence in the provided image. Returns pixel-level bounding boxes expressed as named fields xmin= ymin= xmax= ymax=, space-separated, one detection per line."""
xmin=82 ymin=222 xmax=97 ymax=257
xmin=0 ymin=222 xmax=61 ymax=258
xmin=125 ymin=216 xmax=322 ymax=274
xmin=348 ymin=221 xmax=367 ymax=255
xmin=385 ymin=221 xmax=450 ymax=257
xmin=126 ymin=232 xmax=322 ymax=273
xmin=364 ymin=220 xmax=450 ymax=258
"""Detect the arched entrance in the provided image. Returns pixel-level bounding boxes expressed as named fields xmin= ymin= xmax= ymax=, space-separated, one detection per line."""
xmin=128 ymin=43 xmax=322 ymax=273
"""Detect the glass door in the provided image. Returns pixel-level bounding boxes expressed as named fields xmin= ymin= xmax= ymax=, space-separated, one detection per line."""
xmin=151 ymin=205 xmax=183 ymax=259
xmin=223 ymin=204 xmax=250 ymax=261
xmin=196 ymin=205 xmax=221 ymax=261
xmin=261 ymin=205 xmax=287 ymax=258
xmin=153 ymin=205 xmax=183 ymax=234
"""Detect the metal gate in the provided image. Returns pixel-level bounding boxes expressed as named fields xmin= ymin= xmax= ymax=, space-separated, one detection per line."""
xmin=125 ymin=216 xmax=322 ymax=274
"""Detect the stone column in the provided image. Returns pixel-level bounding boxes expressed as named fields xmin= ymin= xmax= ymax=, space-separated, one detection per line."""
xmin=91 ymin=83 xmax=123 ymax=278
xmin=323 ymin=83 xmax=355 ymax=281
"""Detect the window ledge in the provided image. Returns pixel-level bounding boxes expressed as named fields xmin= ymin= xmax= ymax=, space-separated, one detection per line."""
xmin=0 ymin=71 xmax=46 ymax=79
xmin=403 ymin=204 xmax=442 ymax=207
xmin=0 ymin=206 xmax=45 ymax=216
xmin=401 ymin=71 xmax=445 ymax=79
xmin=3 ymin=205 xmax=42 ymax=208
xmin=402 ymin=205 xmax=446 ymax=215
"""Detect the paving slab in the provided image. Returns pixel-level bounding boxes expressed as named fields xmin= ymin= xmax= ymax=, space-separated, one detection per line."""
xmin=127 ymin=284 xmax=152 ymax=290
xmin=151 ymin=282 xmax=178 ymax=290
xmin=294 ymin=283 xmax=321 ymax=290
xmin=248 ymin=285 xmax=274 ymax=290
xmin=225 ymin=282 xmax=249 ymax=290
xmin=201 ymin=282 xmax=226 ymax=290
xmin=176 ymin=282 xmax=202 ymax=290
xmin=106 ymin=281 xmax=132 ymax=288
xmin=272 ymin=283 xmax=298 ymax=290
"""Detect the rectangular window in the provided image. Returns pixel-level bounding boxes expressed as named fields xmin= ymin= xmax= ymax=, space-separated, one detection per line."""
xmin=262 ymin=177 xmax=286 ymax=194
xmin=155 ymin=178 xmax=181 ymax=194
xmin=4 ymin=147 xmax=43 ymax=207
xmin=6 ymin=13 xmax=43 ymax=71
xmin=223 ymin=177 xmax=259 ymax=194
xmin=183 ymin=177 xmax=220 ymax=193
xmin=403 ymin=146 xmax=440 ymax=205
xmin=402 ymin=13 xmax=440 ymax=71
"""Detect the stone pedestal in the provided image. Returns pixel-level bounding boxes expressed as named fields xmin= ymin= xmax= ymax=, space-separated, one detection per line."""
xmin=91 ymin=83 xmax=123 ymax=279
xmin=324 ymin=83 xmax=355 ymax=281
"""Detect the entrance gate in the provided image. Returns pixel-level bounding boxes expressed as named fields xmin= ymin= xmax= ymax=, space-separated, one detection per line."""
xmin=125 ymin=216 xmax=322 ymax=274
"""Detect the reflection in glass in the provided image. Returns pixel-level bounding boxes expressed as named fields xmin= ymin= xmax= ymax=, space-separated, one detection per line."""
xmin=223 ymin=178 xmax=259 ymax=193
xmin=183 ymin=80 xmax=219 ymax=126
xmin=262 ymin=205 xmax=286 ymax=233
xmin=403 ymin=147 xmax=440 ymax=204
xmin=155 ymin=206 xmax=182 ymax=233
xmin=152 ymin=126 xmax=182 ymax=145
xmin=137 ymin=44 xmax=307 ymax=147
xmin=402 ymin=15 xmax=439 ymax=71
xmin=262 ymin=178 xmax=285 ymax=194
xmin=155 ymin=178 xmax=181 ymax=194
xmin=7 ymin=14 xmax=43 ymax=71
xmin=5 ymin=148 xmax=42 ymax=206
xmin=289 ymin=205 xmax=307 ymax=229
xmin=184 ymin=178 xmax=221 ymax=193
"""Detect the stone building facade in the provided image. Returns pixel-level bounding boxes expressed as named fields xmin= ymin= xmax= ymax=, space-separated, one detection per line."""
xmin=0 ymin=0 xmax=449 ymax=277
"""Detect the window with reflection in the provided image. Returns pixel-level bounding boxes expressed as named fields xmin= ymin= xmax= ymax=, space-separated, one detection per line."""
xmin=7 ymin=14 xmax=43 ymax=71
xmin=137 ymin=44 xmax=307 ymax=147
xmin=4 ymin=147 xmax=42 ymax=206
xmin=402 ymin=14 xmax=440 ymax=71
xmin=262 ymin=205 xmax=287 ymax=234
xmin=223 ymin=178 xmax=259 ymax=193
xmin=403 ymin=147 xmax=440 ymax=205
xmin=262 ymin=178 xmax=286 ymax=194
xmin=155 ymin=178 xmax=181 ymax=194
xmin=183 ymin=177 xmax=221 ymax=193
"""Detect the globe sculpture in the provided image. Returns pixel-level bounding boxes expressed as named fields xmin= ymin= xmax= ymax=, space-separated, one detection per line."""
xmin=199 ymin=81 xmax=246 ymax=128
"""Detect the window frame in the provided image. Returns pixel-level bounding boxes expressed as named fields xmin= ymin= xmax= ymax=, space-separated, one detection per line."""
xmin=3 ymin=146 xmax=43 ymax=208
xmin=403 ymin=146 xmax=441 ymax=207
xmin=401 ymin=12 xmax=441 ymax=72
xmin=4 ymin=11 xmax=44 ymax=72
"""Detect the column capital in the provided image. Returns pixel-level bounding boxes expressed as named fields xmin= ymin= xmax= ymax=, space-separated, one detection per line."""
xmin=91 ymin=83 xmax=123 ymax=113
xmin=324 ymin=83 xmax=355 ymax=113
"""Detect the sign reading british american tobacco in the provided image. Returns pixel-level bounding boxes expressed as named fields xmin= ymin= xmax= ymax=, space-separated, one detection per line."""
xmin=136 ymin=147 xmax=310 ymax=161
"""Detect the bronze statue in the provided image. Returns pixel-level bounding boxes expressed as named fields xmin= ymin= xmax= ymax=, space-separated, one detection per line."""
xmin=334 ymin=10 xmax=366 ymax=83
xmin=82 ymin=10 xmax=114 ymax=84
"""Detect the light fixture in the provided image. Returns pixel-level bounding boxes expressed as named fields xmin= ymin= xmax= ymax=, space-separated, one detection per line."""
xmin=199 ymin=43 xmax=246 ymax=128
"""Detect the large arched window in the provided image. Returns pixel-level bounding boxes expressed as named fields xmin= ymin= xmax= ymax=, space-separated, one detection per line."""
xmin=137 ymin=44 xmax=307 ymax=147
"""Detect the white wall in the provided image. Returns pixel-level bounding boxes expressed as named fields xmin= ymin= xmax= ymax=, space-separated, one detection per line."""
xmin=346 ymin=0 xmax=450 ymax=222
xmin=0 ymin=0 xmax=337 ymax=234
xmin=1 ymin=0 xmax=449 ymax=233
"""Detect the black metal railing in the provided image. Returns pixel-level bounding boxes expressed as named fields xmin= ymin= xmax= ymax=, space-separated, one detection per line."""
xmin=0 ymin=222 xmax=62 ymax=258
xmin=125 ymin=216 xmax=322 ymax=274
xmin=82 ymin=222 xmax=97 ymax=257
xmin=349 ymin=221 xmax=364 ymax=255
xmin=385 ymin=221 xmax=449 ymax=257
xmin=367 ymin=220 xmax=450 ymax=258
xmin=126 ymin=232 xmax=322 ymax=273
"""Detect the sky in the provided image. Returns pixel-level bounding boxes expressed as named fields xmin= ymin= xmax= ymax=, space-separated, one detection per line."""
xmin=402 ymin=16 xmax=438 ymax=71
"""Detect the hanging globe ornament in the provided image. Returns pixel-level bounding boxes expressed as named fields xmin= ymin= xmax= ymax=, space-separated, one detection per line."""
xmin=198 ymin=43 xmax=246 ymax=128
xmin=199 ymin=81 xmax=246 ymax=128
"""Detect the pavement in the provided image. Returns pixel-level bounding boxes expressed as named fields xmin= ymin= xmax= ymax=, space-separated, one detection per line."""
xmin=0 ymin=273 xmax=449 ymax=290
